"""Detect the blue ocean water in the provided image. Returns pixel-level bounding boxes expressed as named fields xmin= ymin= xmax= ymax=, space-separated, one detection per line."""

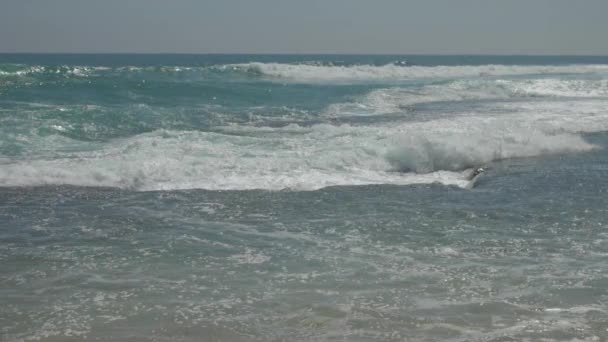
xmin=1 ymin=54 xmax=608 ymax=341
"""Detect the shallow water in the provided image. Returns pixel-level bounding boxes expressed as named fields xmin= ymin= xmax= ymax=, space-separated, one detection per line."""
xmin=1 ymin=54 xmax=608 ymax=341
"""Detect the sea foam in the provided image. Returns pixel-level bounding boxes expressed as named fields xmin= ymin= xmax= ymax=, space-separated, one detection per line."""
xmin=0 ymin=106 xmax=599 ymax=191
xmin=324 ymin=78 xmax=608 ymax=116
xmin=1 ymin=61 xmax=607 ymax=191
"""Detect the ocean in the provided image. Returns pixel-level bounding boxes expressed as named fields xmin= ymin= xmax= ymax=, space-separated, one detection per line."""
xmin=1 ymin=54 xmax=608 ymax=341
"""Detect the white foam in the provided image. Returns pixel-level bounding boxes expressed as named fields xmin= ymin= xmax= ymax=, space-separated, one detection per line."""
xmin=544 ymin=305 xmax=606 ymax=314
xmin=229 ymin=248 xmax=271 ymax=264
xmin=325 ymin=79 xmax=608 ymax=117
xmin=226 ymin=63 xmax=608 ymax=82
xmin=0 ymin=66 xmax=45 ymax=77
xmin=325 ymin=83 xmax=507 ymax=116
xmin=385 ymin=121 xmax=592 ymax=173
xmin=0 ymin=127 xmax=472 ymax=191
xmin=498 ymin=78 xmax=608 ymax=98
xmin=0 ymin=104 xmax=599 ymax=191
xmin=0 ymin=65 xmax=107 ymax=78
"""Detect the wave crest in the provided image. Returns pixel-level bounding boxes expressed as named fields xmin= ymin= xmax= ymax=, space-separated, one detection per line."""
xmin=3 ymin=62 xmax=608 ymax=84
xmin=225 ymin=63 xmax=608 ymax=82
xmin=324 ymin=79 xmax=608 ymax=117
xmin=386 ymin=130 xmax=592 ymax=174
xmin=0 ymin=112 xmax=598 ymax=191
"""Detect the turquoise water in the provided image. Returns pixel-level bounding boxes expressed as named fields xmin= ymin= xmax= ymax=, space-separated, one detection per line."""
xmin=1 ymin=54 xmax=608 ymax=341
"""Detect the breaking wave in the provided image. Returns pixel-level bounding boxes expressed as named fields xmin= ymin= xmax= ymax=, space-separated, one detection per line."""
xmin=325 ymin=78 xmax=608 ymax=116
xmin=3 ymin=63 xmax=608 ymax=83
xmin=225 ymin=63 xmax=608 ymax=82
xmin=0 ymin=64 xmax=109 ymax=78
xmin=0 ymin=108 xmax=599 ymax=191
xmin=2 ymin=60 xmax=607 ymax=191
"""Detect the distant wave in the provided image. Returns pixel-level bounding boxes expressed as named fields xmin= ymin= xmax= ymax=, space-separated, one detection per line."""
xmin=223 ymin=62 xmax=608 ymax=82
xmin=0 ymin=65 xmax=110 ymax=77
xmin=3 ymin=63 xmax=608 ymax=82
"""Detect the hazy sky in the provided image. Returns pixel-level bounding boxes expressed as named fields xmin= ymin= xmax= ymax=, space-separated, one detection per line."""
xmin=1 ymin=0 xmax=607 ymax=54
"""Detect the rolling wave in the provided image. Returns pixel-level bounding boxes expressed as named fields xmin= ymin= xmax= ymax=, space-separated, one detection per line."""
xmin=325 ymin=79 xmax=608 ymax=116
xmin=0 ymin=104 xmax=600 ymax=191
xmin=225 ymin=62 xmax=608 ymax=82
xmin=2 ymin=62 xmax=608 ymax=82
xmin=2 ymin=60 xmax=607 ymax=191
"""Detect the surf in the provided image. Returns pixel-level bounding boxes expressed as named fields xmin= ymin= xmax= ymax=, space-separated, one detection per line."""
xmin=223 ymin=62 xmax=608 ymax=82
xmin=0 ymin=112 xmax=598 ymax=191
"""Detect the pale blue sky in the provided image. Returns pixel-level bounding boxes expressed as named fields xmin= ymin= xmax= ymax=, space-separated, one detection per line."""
xmin=1 ymin=0 xmax=607 ymax=54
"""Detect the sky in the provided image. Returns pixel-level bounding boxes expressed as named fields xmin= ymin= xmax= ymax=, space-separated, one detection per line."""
xmin=1 ymin=0 xmax=607 ymax=55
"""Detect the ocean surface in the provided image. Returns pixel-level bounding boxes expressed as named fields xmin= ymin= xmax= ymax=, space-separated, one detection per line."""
xmin=1 ymin=54 xmax=608 ymax=341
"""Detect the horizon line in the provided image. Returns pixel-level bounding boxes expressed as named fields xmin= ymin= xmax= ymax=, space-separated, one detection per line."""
xmin=1 ymin=52 xmax=608 ymax=57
